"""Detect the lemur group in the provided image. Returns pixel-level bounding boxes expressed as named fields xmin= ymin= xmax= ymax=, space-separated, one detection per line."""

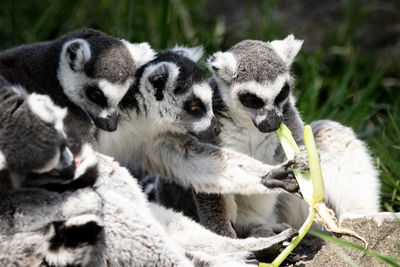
xmin=0 ymin=29 xmax=380 ymax=266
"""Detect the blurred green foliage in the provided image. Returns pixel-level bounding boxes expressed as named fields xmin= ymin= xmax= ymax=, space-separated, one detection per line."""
xmin=0 ymin=0 xmax=399 ymax=211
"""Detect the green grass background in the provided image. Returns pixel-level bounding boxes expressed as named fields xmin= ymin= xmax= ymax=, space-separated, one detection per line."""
xmin=1 ymin=0 xmax=399 ymax=211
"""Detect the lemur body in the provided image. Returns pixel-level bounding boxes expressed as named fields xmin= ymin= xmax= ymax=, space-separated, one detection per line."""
xmin=95 ymin=47 xmax=302 ymax=199
xmin=0 ymin=28 xmax=154 ymax=151
xmin=0 ymin=152 xmax=298 ymax=267
xmin=203 ymin=35 xmax=380 ymax=234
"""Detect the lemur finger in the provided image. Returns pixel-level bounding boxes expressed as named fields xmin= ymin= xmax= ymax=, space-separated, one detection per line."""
xmin=262 ymin=178 xmax=299 ymax=192
xmin=263 ymin=166 xmax=289 ymax=181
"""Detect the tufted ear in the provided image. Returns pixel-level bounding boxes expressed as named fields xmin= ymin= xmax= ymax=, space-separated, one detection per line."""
xmin=147 ymin=62 xmax=178 ymax=101
xmin=207 ymin=51 xmax=237 ymax=84
xmin=62 ymin=39 xmax=91 ymax=71
xmin=172 ymin=45 xmax=204 ymax=62
xmin=121 ymin=40 xmax=156 ymax=68
xmin=269 ymin=34 xmax=303 ymax=66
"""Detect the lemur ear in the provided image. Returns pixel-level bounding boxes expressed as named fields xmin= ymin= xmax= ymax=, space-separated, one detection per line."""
xmin=147 ymin=63 xmax=177 ymax=101
xmin=172 ymin=46 xmax=204 ymax=62
xmin=121 ymin=40 xmax=156 ymax=68
xmin=207 ymin=51 xmax=237 ymax=84
xmin=269 ymin=34 xmax=303 ymax=66
xmin=62 ymin=39 xmax=91 ymax=71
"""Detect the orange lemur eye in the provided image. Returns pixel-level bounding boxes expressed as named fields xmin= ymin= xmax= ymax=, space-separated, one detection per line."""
xmin=190 ymin=105 xmax=199 ymax=111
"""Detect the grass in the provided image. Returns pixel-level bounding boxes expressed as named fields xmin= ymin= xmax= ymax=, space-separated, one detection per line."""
xmin=0 ymin=0 xmax=399 ymax=211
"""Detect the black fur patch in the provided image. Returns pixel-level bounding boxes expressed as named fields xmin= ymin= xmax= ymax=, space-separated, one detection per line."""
xmin=49 ymin=220 xmax=102 ymax=251
xmin=39 ymin=164 xmax=99 ymax=193
xmin=149 ymin=67 xmax=169 ymax=101
xmin=274 ymin=82 xmax=290 ymax=106
xmin=66 ymin=42 xmax=81 ymax=71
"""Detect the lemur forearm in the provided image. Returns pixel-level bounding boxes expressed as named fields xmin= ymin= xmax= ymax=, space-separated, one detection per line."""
xmin=144 ymin=133 xmax=284 ymax=195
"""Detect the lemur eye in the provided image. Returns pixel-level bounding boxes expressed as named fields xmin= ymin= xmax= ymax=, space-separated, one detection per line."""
xmin=274 ymin=83 xmax=290 ymax=106
xmin=185 ymin=98 xmax=206 ymax=118
xmin=238 ymin=93 xmax=264 ymax=109
xmin=85 ymin=85 xmax=107 ymax=107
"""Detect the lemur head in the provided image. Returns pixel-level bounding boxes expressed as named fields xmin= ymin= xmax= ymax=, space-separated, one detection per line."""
xmin=123 ymin=46 xmax=219 ymax=140
xmin=0 ymin=82 xmax=76 ymax=187
xmin=57 ymin=29 xmax=155 ymax=132
xmin=207 ymin=35 xmax=303 ymax=133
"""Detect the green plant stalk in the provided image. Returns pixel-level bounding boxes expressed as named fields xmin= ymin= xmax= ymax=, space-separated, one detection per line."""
xmin=303 ymin=125 xmax=325 ymax=204
xmin=260 ymin=124 xmax=325 ymax=267
xmin=270 ymin=207 xmax=315 ymax=266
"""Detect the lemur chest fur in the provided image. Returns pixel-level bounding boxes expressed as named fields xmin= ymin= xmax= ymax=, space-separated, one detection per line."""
xmin=218 ymin=116 xmax=282 ymax=225
xmin=218 ymin=116 xmax=282 ymax=165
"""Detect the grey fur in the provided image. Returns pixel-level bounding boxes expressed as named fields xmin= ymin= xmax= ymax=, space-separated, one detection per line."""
xmin=96 ymin=49 xmax=301 ymax=251
xmin=0 ymin=29 xmax=152 ymax=149
xmin=191 ymin=35 xmax=381 ymax=238
xmin=229 ymin=40 xmax=288 ymax=83
xmin=0 ymin=77 xmax=75 ymax=188
xmin=0 ymin=153 xmax=298 ymax=266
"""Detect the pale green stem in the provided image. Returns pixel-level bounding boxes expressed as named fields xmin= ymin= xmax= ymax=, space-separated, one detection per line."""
xmin=269 ymin=207 xmax=315 ymax=267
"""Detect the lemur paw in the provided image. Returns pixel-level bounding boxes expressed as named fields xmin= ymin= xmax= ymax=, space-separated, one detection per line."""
xmin=261 ymin=162 xmax=299 ymax=193
xmin=293 ymin=145 xmax=310 ymax=171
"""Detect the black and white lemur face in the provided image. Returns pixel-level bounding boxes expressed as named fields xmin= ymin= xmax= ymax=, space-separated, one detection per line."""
xmin=58 ymin=36 xmax=155 ymax=132
xmin=122 ymin=46 xmax=219 ymax=140
xmin=0 ymin=80 xmax=75 ymax=187
xmin=207 ymin=35 xmax=303 ymax=133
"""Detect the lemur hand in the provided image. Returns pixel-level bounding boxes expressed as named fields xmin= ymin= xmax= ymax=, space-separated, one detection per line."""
xmin=261 ymin=161 xmax=299 ymax=193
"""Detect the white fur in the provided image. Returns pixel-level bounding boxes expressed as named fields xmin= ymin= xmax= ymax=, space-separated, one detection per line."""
xmin=96 ymin=78 xmax=132 ymax=118
xmin=121 ymin=40 xmax=156 ymax=68
xmin=64 ymin=214 xmax=104 ymax=228
xmin=0 ymin=150 xmax=6 ymax=170
xmin=210 ymin=39 xmax=380 ymax=233
xmin=173 ymin=45 xmax=204 ymax=62
xmin=269 ymin=34 xmax=303 ymax=65
xmin=207 ymin=51 xmax=237 ymax=84
xmin=191 ymin=82 xmax=213 ymax=133
xmin=27 ymin=93 xmax=67 ymax=131
xmin=231 ymin=74 xmax=290 ymax=107
xmin=96 ymin=110 xmax=281 ymax=195
xmin=57 ymin=45 xmax=89 ymax=108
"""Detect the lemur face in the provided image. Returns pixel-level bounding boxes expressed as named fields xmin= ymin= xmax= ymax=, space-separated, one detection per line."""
xmin=208 ymin=35 xmax=303 ymax=133
xmin=133 ymin=47 xmax=219 ymax=140
xmin=58 ymin=38 xmax=155 ymax=132
xmin=0 ymin=88 xmax=75 ymax=186
xmin=26 ymin=94 xmax=74 ymax=175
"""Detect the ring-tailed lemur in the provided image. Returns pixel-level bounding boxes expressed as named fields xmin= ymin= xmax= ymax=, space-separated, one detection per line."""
xmin=0 ymin=77 xmax=75 ymax=188
xmin=95 ymin=47 xmax=304 ymax=200
xmin=0 ymin=28 xmax=155 ymax=151
xmin=196 ymin=35 xmax=380 ymax=235
xmin=0 ymin=151 xmax=298 ymax=267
